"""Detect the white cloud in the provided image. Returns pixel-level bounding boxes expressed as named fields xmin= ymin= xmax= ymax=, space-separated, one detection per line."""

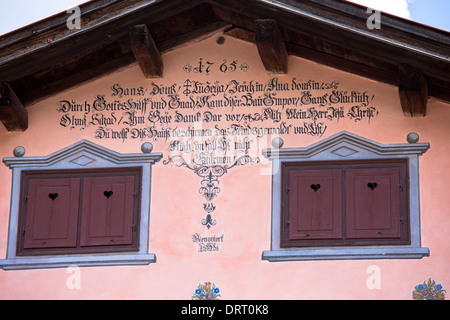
xmin=346 ymin=0 xmax=411 ymax=19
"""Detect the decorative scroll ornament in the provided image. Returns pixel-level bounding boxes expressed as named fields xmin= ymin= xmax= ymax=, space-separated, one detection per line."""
xmin=202 ymin=203 xmax=217 ymax=229
xmin=163 ymin=154 xmax=260 ymax=228
xmin=163 ymin=154 xmax=259 ymax=202
xmin=202 ymin=214 xmax=217 ymax=229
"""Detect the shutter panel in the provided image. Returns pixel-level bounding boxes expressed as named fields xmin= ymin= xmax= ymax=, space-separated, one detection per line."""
xmin=346 ymin=167 xmax=401 ymax=239
xmin=23 ymin=178 xmax=80 ymax=249
xmin=80 ymin=175 xmax=137 ymax=247
xmin=287 ymin=169 xmax=342 ymax=240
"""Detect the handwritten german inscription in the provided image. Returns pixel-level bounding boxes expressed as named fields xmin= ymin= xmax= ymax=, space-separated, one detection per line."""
xmin=57 ymin=77 xmax=379 ymax=157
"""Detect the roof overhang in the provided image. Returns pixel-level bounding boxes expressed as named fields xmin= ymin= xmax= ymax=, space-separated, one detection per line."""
xmin=0 ymin=0 xmax=449 ymax=131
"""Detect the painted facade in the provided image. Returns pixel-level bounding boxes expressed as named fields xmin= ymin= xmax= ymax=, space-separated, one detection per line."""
xmin=0 ymin=27 xmax=449 ymax=300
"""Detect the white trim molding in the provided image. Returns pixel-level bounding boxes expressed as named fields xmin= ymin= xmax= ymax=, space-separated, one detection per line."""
xmin=262 ymin=131 xmax=430 ymax=262
xmin=1 ymin=140 xmax=162 ymax=270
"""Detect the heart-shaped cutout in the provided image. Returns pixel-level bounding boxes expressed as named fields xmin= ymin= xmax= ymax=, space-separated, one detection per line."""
xmin=310 ymin=184 xmax=321 ymax=192
xmin=104 ymin=190 xmax=114 ymax=199
xmin=48 ymin=193 xmax=59 ymax=201
xmin=367 ymin=182 xmax=378 ymax=190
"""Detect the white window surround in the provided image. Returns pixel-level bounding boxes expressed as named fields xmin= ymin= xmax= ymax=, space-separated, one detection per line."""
xmin=1 ymin=140 xmax=162 ymax=270
xmin=262 ymin=131 xmax=430 ymax=262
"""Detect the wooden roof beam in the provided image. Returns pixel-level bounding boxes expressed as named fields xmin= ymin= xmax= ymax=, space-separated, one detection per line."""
xmin=255 ymin=19 xmax=288 ymax=75
xmin=130 ymin=24 xmax=163 ymax=78
xmin=398 ymin=64 xmax=428 ymax=117
xmin=0 ymin=82 xmax=28 ymax=132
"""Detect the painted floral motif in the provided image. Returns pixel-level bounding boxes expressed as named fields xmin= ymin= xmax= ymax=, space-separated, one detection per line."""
xmin=413 ymin=278 xmax=446 ymax=300
xmin=192 ymin=282 xmax=221 ymax=300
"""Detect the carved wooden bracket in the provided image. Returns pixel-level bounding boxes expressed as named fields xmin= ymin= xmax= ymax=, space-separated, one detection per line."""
xmin=255 ymin=19 xmax=288 ymax=75
xmin=0 ymin=82 xmax=28 ymax=132
xmin=129 ymin=24 xmax=163 ymax=78
xmin=398 ymin=64 xmax=428 ymax=117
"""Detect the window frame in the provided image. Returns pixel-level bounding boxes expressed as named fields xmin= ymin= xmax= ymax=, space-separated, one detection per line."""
xmin=262 ymin=131 xmax=430 ymax=261
xmin=280 ymin=159 xmax=410 ymax=248
xmin=17 ymin=167 xmax=142 ymax=256
xmin=1 ymin=140 xmax=162 ymax=270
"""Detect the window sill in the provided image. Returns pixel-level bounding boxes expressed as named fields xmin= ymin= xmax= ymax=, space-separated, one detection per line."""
xmin=0 ymin=252 xmax=156 ymax=270
xmin=262 ymin=246 xmax=430 ymax=262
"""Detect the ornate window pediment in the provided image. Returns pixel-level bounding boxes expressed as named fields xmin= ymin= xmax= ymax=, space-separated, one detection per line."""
xmin=1 ymin=140 xmax=162 ymax=270
xmin=262 ymin=131 xmax=430 ymax=261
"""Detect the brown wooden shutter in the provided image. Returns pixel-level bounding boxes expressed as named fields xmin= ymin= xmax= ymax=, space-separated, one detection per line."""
xmin=80 ymin=175 xmax=137 ymax=247
xmin=23 ymin=178 xmax=80 ymax=249
xmin=287 ymin=169 xmax=342 ymax=241
xmin=345 ymin=167 xmax=401 ymax=239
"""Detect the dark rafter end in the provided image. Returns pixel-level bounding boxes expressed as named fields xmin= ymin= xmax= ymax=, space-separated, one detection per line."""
xmin=0 ymin=82 xmax=28 ymax=132
xmin=255 ymin=19 xmax=288 ymax=75
xmin=398 ymin=64 xmax=428 ymax=117
xmin=129 ymin=24 xmax=163 ymax=79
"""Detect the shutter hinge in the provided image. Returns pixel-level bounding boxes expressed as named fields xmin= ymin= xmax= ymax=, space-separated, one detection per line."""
xmin=285 ymin=186 xmax=291 ymax=194
xmin=285 ymin=220 xmax=292 ymax=228
xmin=399 ymin=184 xmax=405 ymax=191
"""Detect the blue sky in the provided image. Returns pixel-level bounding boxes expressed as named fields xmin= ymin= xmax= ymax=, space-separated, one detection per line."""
xmin=0 ymin=0 xmax=449 ymax=36
xmin=407 ymin=0 xmax=450 ymax=31
xmin=347 ymin=0 xmax=450 ymax=32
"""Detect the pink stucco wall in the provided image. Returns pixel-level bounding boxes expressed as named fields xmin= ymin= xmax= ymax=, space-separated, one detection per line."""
xmin=0 ymin=35 xmax=448 ymax=300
